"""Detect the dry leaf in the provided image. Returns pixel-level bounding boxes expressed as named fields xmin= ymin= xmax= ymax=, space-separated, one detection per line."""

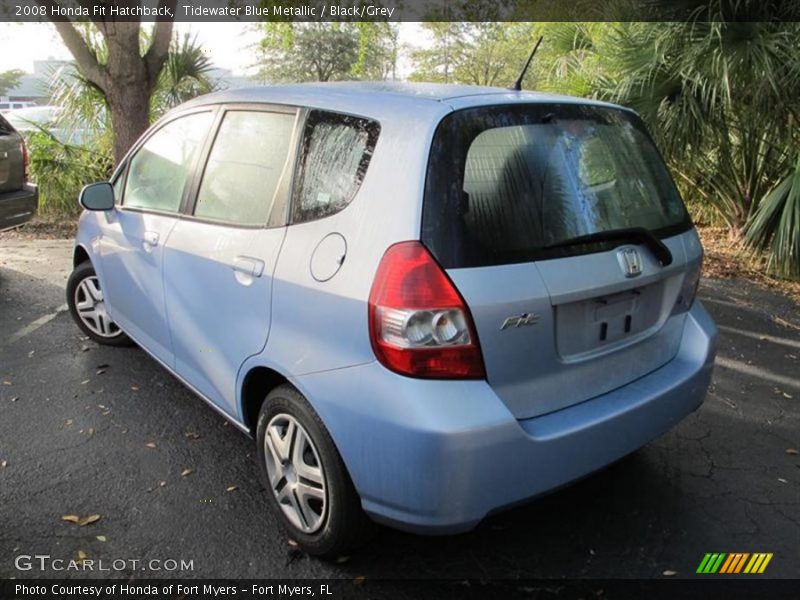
xmin=131 ymin=386 xmax=139 ymax=391
xmin=65 ymin=419 xmax=73 ymax=426
xmin=81 ymin=380 xmax=90 ymax=385
xmin=145 ymin=442 xmax=157 ymax=449
xmin=87 ymin=428 xmax=95 ymax=438
xmin=97 ymin=404 xmax=106 ymax=410
xmin=181 ymin=468 xmax=193 ymax=477
xmin=96 ymin=369 xmax=106 ymax=375
xmin=787 ymin=448 xmax=799 ymax=455
xmin=226 ymin=485 xmax=238 ymax=492
xmin=10 ymin=397 xmax=18 ymax=402
xmin=96 ymin=535 xmax=107 ymax=543
xmin=61 ymin=515 xmax=80 ymax=523
xmin=783 ymin=392 xmax=793 ymax=399
xmin=2 ymin=381 xmax=11 ymax=385
xmin=336 ymin=555 xmax=350 ymax=564
xmin=1 ymin=460 xmax=7 ymax=468
xmin=353 ymin=576 xmax=366 ymax=586
xmin=159 ymin=480 xmax=167 ymax=487
xmin=185 ymin=432 xmax=200 ymax=440
xmin=778 ymin=478 xmax=788 ymax=483
xmin=76 ymin=550 xmax=88 ymax=564
xmin=287 ymin=539 xmax=298 ymax=548
xmin=79 ymin=514 xmax=101 ymax=527
xmin=662 ymin=570 xmax=677 ymax=577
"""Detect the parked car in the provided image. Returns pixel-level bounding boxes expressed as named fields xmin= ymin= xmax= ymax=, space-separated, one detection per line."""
xmin=4 ymin=105 xmax=95 ymax=146
xmin=0 ymin=101 xmax=37 ymax=113
xmin=67 ymin=82 xmax=717 ymax=557
xmin=0 ymin=113 xmax=37 ymax=231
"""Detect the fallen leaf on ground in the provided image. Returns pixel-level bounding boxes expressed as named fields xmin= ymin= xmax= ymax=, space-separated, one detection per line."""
xmin=96 ymin=369 xmax=106 ymax=375
xmin=181 ymin=468 xmax=193 ymax=477
xmin=787 ymin=449 xmax=799 ymax=455
xmin=2 ymin=381 xmax=11 ymax=385
xmin=86 ymin=428 xmax=95 ymax=438
xmin=287 ymin=539 xmax=298 ymax=548
xmin=145 ymin=442 xmax=157 ymax=449
xmin=353 ymin=576 xmax=366 ymax=586
xmin=97 ymin=405 xmax=106 ymax=410
xmin=226 ymin=485 xmax=237 ymax=492
xmin=76 ymin=550 xmax=88 ymax=564
xmin=159 ymin=480 xmax=167 ymax=487
xmin=336 ymin=556 xmax=350 ymax=564
xmin=61 ymin=515 xmax=80 ymax=523
xmin=662 ymin=570 xmax=677 ymax=577
xmin=131 ymin=386 xmax=139 ymax=391
xmin=185 ymin=432 xmax=200 ymax=440
xmin=777 ymin=478 xmax=788 ymax=483
xmin=96 ymin=535 xmax=107 ymax=543
xmin=65 ymin=419 xmax=73 ymax=426
xmin=80 ymin=380 xmax=90 ymax=385
xmin=1 ymin=460 xmax=7 ymax=468
xmin=79 ymin=514 xmax=101 ymax=527
xmin=783 ymin=392 xmax=793 ymax=399
xmin=10 ymin=397 xmax=18 ymax=402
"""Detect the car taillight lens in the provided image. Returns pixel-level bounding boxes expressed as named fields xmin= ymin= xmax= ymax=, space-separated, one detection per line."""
xmin=673 ymin=258 xmax=702 ymax=314
xmin=368 ymin=241 xmax=485 ymax=379
xmin=20 ymin=140 xmax=29 ymax=182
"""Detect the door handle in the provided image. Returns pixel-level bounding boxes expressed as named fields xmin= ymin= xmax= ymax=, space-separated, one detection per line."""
xmin=231 ymin=256 xmax=265 ymax=278
xmin=143 ymin=231 xmax=160 ymax=247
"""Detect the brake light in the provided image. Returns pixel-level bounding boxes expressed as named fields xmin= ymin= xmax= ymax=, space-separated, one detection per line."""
xmin=20 ymin=140 xmax=29 ymax=182
xmin=368 ymin=241 xmax=485 ymax=379
xmin=673 ymin=258 xmax=702 ymax=314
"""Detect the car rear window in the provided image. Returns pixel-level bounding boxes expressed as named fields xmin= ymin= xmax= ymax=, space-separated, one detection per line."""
xmin=422 ymin=104 xmax=691 ymax=268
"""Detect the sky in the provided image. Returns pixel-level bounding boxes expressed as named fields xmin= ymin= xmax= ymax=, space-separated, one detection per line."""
xmin=0 ymin=22 xmax=428 ymax=77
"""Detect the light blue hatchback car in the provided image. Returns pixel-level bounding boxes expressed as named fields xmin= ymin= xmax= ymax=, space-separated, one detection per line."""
xmin=67 ymin=82 xmax=717 ymax=557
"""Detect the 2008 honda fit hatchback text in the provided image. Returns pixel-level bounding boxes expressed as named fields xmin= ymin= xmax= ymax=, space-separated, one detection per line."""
xmin=68 ymin=82 xmax=717 ymax=557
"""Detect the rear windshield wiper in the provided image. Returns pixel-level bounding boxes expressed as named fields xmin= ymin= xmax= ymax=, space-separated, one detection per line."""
xmin=542 ymin=227 xmax=673 ymax=266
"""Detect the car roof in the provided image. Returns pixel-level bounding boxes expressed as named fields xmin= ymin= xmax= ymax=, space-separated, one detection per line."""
xmin=180 ymin=81 xmax=627 ymax=122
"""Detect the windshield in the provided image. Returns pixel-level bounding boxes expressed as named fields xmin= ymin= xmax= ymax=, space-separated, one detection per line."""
xmin=422 ymin=103 xmax=691 ymax=268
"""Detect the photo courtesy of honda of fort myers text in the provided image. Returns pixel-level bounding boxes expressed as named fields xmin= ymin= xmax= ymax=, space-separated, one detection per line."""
xmin=1 ymin=0 xmax=799 ymax=599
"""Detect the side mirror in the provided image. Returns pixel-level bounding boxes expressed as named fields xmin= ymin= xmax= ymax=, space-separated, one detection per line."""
xmin=79 ymin=182 xmax=115 ymax=211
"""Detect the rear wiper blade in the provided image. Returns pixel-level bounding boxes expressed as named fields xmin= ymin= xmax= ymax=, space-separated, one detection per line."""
xmin=543 ymin=227 xmax=673 ymax=266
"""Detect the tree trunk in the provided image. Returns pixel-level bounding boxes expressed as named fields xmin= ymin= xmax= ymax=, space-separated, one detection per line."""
xmin=107 ymin=85 xmax=152 ymax=165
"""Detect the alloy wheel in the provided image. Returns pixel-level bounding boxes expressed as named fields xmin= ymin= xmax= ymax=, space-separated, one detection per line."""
xmin=73 ymin=275 xmax=121 ymax=339
xmin=263 ymin=413 xmax=328 ymax=533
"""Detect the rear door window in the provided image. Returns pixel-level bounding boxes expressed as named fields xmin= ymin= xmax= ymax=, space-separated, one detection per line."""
xmin=423 ymin=104 xmax=690 ymax=268
xmin=194 ymin=110 xmax=296 ymax=226
xmin=292 ymin=110 xmax=380 ymax=223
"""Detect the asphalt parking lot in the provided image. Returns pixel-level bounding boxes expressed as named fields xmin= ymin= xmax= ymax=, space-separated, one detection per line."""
xmin=1 ymin=239 xmax=798 ymax=582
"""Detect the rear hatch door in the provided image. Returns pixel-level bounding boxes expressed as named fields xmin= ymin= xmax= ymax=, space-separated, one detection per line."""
xmin=423 ymin=102 xmax=698 ymax=419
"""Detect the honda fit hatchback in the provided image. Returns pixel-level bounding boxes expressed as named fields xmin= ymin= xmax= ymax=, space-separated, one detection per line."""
xmin=68 ymin=82 xmax=717 ymax=557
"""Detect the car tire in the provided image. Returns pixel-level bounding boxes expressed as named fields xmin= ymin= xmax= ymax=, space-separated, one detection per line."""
xmin=256 ymin=384 xmax=374 ymax=558
xmin=66 ymin=261 xmax=133 ymax=347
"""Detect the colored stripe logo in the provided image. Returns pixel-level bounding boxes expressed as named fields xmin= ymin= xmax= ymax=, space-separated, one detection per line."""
xmin=696 ymin=553 xmax=773 ymax=574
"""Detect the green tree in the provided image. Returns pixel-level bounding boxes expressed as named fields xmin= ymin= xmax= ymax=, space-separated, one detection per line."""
xmin=0 ymin=69 xmax=24 ymax=97
xmin=409 ymin=22 xmax=537 ymax=86
xmin=256 ymin=23 xmax=398 ymax=83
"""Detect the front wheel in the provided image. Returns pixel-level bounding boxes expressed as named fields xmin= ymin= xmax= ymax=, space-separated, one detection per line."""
xmin=256 ymin=384 xmax=374 ymax=558
xmin=66 ymin=261 xmax=132 ymax=346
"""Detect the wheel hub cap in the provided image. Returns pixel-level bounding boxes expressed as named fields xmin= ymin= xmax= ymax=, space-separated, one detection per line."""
xmin=74 ymin=275 xmax=121 ymax=338
xmin=264 ymin=413 xmax=327 ymax=533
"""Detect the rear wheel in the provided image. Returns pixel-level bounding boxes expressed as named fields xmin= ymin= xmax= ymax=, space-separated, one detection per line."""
xmin=256 ymin=384 xmax=373 ymax=558
xmin=66 ymin=261 xmax=132 ymax=346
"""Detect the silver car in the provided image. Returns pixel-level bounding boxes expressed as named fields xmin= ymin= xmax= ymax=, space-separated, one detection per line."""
xmin=68 ymin=82 xmax=717 ymax=557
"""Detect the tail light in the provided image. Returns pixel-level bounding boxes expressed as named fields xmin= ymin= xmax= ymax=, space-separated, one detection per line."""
xmin=368 ymin=241 xmax=485 ymax=379
xmin=20 ymin=140 xmax=29 ymax=182
xmin=673 ymin=258 xmax=702 ymax=314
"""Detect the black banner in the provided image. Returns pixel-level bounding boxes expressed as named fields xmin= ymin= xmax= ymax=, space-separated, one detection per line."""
xmin=3 ymin=579 xmax=800 ymax=600
xmin=2 ymin=0 xmax=800 ymax=23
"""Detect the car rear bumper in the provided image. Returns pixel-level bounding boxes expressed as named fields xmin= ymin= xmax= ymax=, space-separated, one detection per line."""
xmin=294 ymin=301 xmax=717 ymax=534
xmin=0 ymin=184 xmax=38 ymax=231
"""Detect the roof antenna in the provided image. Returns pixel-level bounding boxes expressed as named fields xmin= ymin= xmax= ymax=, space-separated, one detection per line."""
xmin=510 ymin=36 xmax=544 ymax=91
